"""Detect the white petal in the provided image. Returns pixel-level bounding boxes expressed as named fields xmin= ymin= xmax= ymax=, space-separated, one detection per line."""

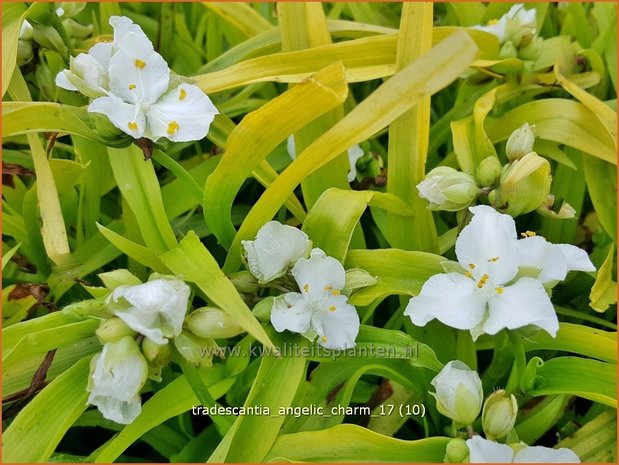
xmin=431 ymin=361 xmax=483 ymax=424
xmin=88 ymin=42 xmax=113 ymax=70
xmin=287 ymin=135 xmax=297 ymax=160
xmin=72 ymin=52 xmax=109 ymax=95
xmin=87 ymin=337 xmax=148 ymax=424
xmin=147 ymin=84 xmax=219 ymax=142
xmin=456 ymin=205 xmax=519 ymax=284
xmin=404 ymin=273 xmax=487 ymax=330
xmin=291 ymin=248 xmax=346 ymax=297
xmin=88 ymin=95 xmax=145 ymax=138
xmin=270 ymin=293 xmax=312 ymax=334
xmin=485 ymin=277 xmax=558 ymax=337
xmin=312 ymin=294 xmax=360 ymax=349
xmin=517 ymin=236 xmax=568 ymax=283
xmin=108 ymin=38 xmax=170 ymax=104
xmin=242 ymin=221 xmax=311 ymax=283
xmin=55 ymin=70 xmax=78 ymax=90
xmin=110 ymin=15 xmax=147 ymax=44
xmin=347 ymin=145 xmax=364 ymax=182
xmin=513 ymin=446 xmax=580 ymax=463
xmin=467 ymin=436 xmax=515 ymax=462
xmin=108 ymin=278 xmax=190 ymax=344
xmin=556 ymin=244 xmax=596 ymax=273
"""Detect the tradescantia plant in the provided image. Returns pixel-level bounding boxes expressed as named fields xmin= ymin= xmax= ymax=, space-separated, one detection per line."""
xmin=1 ymin=2 xmax=617 ymax=464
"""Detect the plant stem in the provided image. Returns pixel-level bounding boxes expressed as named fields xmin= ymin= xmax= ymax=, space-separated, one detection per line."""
xmin=505 ymin=331 xmax=526 ymax=394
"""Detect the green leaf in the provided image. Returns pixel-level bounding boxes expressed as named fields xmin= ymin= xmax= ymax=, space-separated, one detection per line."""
xmin=583 ymin=157 xmax=617 ymax=241
xmin=515 ymin=395 xmax=572 ymax=444
xmin=265 ymin=425 xmax=450 ymax=462
xmin=521 ymin=356 xmax=617 ymax=408
xmin=590 ymin=244 xmax=617 ymax=312
xmin=302 ymin=188 xmax=413 ymax=263
xmin=3 ymin=357 xmax=91 ymax=462
xmin=224 ymin=30 xmax=479 ymax=272
xmin=556 ymin=410 xmax=617 ymax=462
xmin=1 ymin=2 xmax=28 ymax=97
xmin=159 ymin=231 xmax=274 ymax=349
xmin=97 ymin=223 xmax=167 ymax=272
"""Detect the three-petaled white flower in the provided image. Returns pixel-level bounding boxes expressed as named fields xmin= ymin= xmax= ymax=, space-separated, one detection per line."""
xmin=471 ymin=4 xmax=536 ymax=44
xmin=466 ymin=436 xmax=580 ymax=463
xmin=287 ymin=136 xmax=364 ymax=183
xmin=56 ymin=16 xmax=218 ymax=142
xmin=107 ymin=275 xmax=191 ymax=345
xmin=242 ymin=220 xmax=312 ymax=283
xmin=405 ymin=205 xmax=595 ymax=339
xmin=271 ymin=248 xmax=360 ymax=349
xmin=87 ymin=336 xmax=148 ymax=424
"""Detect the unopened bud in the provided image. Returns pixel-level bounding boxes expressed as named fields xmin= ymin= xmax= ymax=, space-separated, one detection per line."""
xmin=494 ymin=152 xmax=551 ymax=216
xmin=444 ymin=438 xmax=470 ymax=463
xmin=252 ymin=296 xmax=274 ymax=322
xmin=417 ymin=167 xmax=478 ymax=212
xmin=482 ymin=389 xmax=518 ymax=440
xmin=17 ymin=40 xmax=34 ymax=66
xmin=229 ymin=271 xmax=259 ymax=294
xmin=344 ymin=268 xmax=378 ymax=294
xmin=62 ymin=18 xmax=93 ymax=39
xmin=98 ymin=269 xmax=142 ymax=291
xmin=186 ymin=307 xmax=245 ymax=339
xmin=142 ymin=338 xmax=171 ymax=363
xmin=96 ymin=317 xmax=137 ymax=344
xmin=499 ymin=40 xmax=518 ymax=59
xmin=32 ymin=23 xmax=67 ymax=56
xmin=431 ymin=360 xmax=483 ymax=425
xmin=173 ymin=330 xmax=218 ymax=368
xmin=506 ymin=123 xmax=535 ymax=161
xmin=476 ymin=156 xmax=503 ymax=188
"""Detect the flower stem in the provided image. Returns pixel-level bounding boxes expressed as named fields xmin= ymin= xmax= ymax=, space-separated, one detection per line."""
xmin=505 ymin=331 xmax=526 ymax=394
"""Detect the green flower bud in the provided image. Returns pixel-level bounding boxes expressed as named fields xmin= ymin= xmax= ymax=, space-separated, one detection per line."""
xmin=229 ymin=271 xmax=259 ymax=294
xmin=430 ymin=360 xmax=483 ymax=426
xmin=98 ymin=269 xmax=142 ymax=291
xmin=252 ymin=296 xmax=274 ymax=322
xmin=482 ymin=389 xmax=518 ymax=440
xmin=476 ymin=157 xmax=503 ymax=188
xmin=17 ymin=39 xmax=34 ymax=66
xmin=493 ymin=152 xmax=551 ymax=217
xmin=506 ymin=123 xmax=535 ymax=161
xmin=173 ymin=330 xmax=218 ymax=368
xmin=344 ymin=268 xmax=379 ymax=294
xmin=519 ymin=36 xmax=543 ymax=62
xmin=96 ymin=317 xmax=137 ymax=344
xmin=499 ymin=40 xmax=518 ymax=59
xmin=417 ymin=167 xmax=479 ymax=212
xmin=444 ymin=438 xmax=470 ymax=463
xmin=32 ymin=23 xmax=68 ymax=56
xmin=62 ymin=18 xmax=93 ymax=39
xmin=186 ymin=307 xmax=245 ymax=339
xmin=142 ymin=338 xmax=171 ymax=382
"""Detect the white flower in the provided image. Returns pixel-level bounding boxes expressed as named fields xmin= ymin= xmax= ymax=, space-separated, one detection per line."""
xmin=430 ymin=361 xmax=483 ymax=425
xmin=87 ymin=336 xmax=148 ymax=424
xmin=471 ymin=4 xmax=536 ymax=44
xmin=270 ymin=248 xmax=360 ymax=349
xmin=242 ymin=221 xmax=311 ymax=283
xmin=107 ymin=275 xmax=191 ymax=345
xmin=405 ymin=205 xmax=580 ymax=339
xmin=287 ymin=136 xmax=364 ymax=183
xmin=467 ymin=436 xmax=580 ymax=463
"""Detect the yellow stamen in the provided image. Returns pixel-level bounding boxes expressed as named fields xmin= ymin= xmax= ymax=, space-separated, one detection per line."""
xmin=488 ymin=256 xmax=500 ymax=263
xmin=468 ymin=263 xmax=476 ymax=269
xmin=321 ymin=335 xmax=327 ymax=342
xmin=331 ymin=289 xmax=341 ymax=296
xmin=464 ymin=271 xmax=473 ymax=278
xmin=179 ymin=88 xmax=187 ymax=101
xmin=134 ymin=59 xmax=146 ymax=69
xmin=167 ymin=121 xmax=179 ymax=135
xmin=487 ymin=18 xmax=499 ymax=25
xmin=324 ymin=285 xmax=333 ymax=291
xmin=127 ymin=122 xmax=138 ymax=131
xmin=329 ymin=305 xmax=336 ymax=312
xmin=477 ymin=273 xmax=490 ymax=289
xmin=496 ymin=287 xmax=504 ymax=294
xmin=128 ymin=84 xmax=136 ymax=90
xmin=521 ymin=230 xmax=537 ymax=237
xmin=303 ymin=283 xmax=310 ymax=292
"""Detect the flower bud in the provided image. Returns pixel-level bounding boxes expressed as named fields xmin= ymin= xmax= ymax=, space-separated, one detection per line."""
xmin=482 ymin=389 xmax=518 ymax=440
xmin=17 ymin=39 xmax=34 ymax=66
xmin=430 ymin=360 xmax=483 ymax=425
xmin=62 ymin=18 xmax=93 ymax=39
xmin=252 ymin=296 xmax=274 ymax=322
xmin=344 ymin=268 xmax=379 ymax=294
xmin=186 ymin=307 xmax=245 ymax=339
xmin=444 ymin=438 xmax=470 ymax=463
xmin=98 ymin=269 xmax=142 ymax=291
xmin=96 ymin=316 xmax=137 ymax=344
xmin=499 ymin=40 xmax=518 ymax=59
xmin=417 ymin=167 xmax=479 ymax=212
xmin=476 ymin=157 xmax=503 ymax=188
xmin=229 ymin=271 xmax=259 ymax=294
xmin=91 ymin=112 xmax=125 ymax=140
xmin=505 ymin=123 xmax=535 ymax=161
xmin=493 ymin=152 xmax=551 ymax=216
xmin=32 ymin=23 xmax=68 ymax=56
xmin=173 ymin=330 xmax=218 ymax=368
xmin=142 ymin=337 xmax=171 ymax=363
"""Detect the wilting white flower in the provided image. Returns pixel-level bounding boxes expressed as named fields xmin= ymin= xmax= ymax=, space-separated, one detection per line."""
xmin=430 ymin=360 xmax=483 ymax=425
xmin=471 ymin=4 xmax=536 ymax=45
xmin=242 ymin=221 xmax=312 ymax=283
xmin=87 ymin=336 xmax=148 ymax=424
xmin=287 ymin=136 xmax=364 ymax=182
xmin=56 ymin=16 xmax=218 ymax=142
xmin=467 ymin=436 xmax=580 ymax=463
xmin=405 ymin=205 xmax=595 ymax=339
xmin=107 ymin=275 xmax=191 ymax=345
xmin=417 ymin=166 xmax=478 ymax=211
xmin=271 ymin=248 xmax=360 ymax=349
